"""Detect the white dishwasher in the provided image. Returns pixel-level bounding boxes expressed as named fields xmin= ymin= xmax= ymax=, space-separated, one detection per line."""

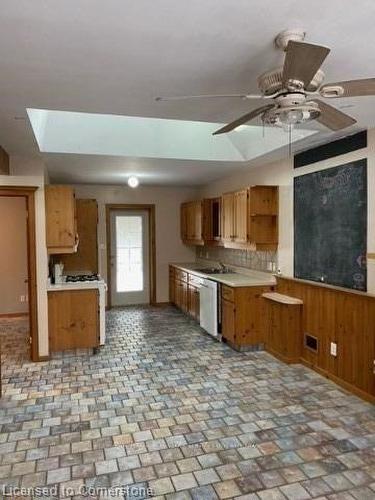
xmin=199 ymin=278 xmax=220 ymax=339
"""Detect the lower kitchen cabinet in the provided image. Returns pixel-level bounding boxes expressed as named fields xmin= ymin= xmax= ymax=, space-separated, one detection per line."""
xmin=48 ymin=289 xmax=99 ymax=352
xmin=169 ymin=265 xmax=201 ymax=322
xmin=263 ymin=292 xmax=303 ymax=363
xmin=221 ymin=297 xmax=235 ymax=343
xmin=221 ymin=284 xmax=274 ymax=349
xmin=176 ymin=279 xmax=188 ymax=313
xmin=188 ymin=283 xmax=200 ymax=321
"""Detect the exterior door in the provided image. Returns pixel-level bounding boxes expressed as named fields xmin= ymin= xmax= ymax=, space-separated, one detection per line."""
xmin=110 ymin=210 xmax=150 ymax=306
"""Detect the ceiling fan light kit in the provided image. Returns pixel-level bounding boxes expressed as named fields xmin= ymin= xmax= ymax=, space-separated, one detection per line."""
xmin=156 ymin=29 xmax=375 ymax=135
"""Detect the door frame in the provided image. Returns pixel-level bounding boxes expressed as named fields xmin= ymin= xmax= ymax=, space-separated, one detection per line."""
xmin=106 ymin=204 xmax=156 ymax=308
xmin=0 ymin=186 xmax=39 ymax=361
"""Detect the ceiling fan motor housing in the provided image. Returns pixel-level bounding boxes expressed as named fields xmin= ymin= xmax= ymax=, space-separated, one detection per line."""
xmin=258 ymin=67 xmax=325 ymax=96
xmin=275 ymin=29 xmax=306 ymax=51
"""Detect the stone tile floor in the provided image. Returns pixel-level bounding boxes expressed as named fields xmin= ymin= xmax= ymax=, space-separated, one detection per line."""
xmin=0 ymin=306 xmax=375 ymax=499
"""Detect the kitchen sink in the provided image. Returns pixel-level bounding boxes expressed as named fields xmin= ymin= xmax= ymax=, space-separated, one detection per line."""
xmin=196 ymin=267 xmax=236 ymax=275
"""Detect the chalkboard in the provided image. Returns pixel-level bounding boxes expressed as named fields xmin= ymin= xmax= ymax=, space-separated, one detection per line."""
xmin=294 ymin=159 xmax=367 ymax=291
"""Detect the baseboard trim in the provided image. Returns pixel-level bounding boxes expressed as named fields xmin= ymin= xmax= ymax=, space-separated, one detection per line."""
xmin=36 ymin=355 xmax=50 ymax=362
xmin=0 ymin=312 xmax=29 ymax=318
xmin=300 ymin=358 xmax=375 ymax=404
xmin=266 ymin=347 xmax=300 ymax=364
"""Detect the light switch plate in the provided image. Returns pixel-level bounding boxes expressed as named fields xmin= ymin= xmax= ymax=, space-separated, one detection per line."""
xmin=330 ymin=342 xmax=337 ymax=357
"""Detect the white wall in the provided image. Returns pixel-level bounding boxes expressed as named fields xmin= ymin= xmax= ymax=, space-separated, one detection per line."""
xmin=200 ymin=129 xmax=375 ymax=293
xmin=72 ymin=184 xmax=198 ymax=302
xmin=0 ymin=197 xmax=28 ymax=315
xmin=1 ymin=156 xmax=49 ymax=357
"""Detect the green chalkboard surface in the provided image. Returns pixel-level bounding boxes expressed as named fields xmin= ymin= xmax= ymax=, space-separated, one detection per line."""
xmin=294 ymin=159 xmax=367 ymax=291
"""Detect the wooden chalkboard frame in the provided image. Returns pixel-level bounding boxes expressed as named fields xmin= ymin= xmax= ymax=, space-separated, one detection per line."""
xmin=294 ymin=131 xmax=367 ymax=168
xmin=294 ymin=159 xmax=367 ymax=291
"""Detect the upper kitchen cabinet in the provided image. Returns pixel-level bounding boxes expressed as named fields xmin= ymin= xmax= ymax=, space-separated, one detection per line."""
xmin=249 ymin=186 xmax=279 ymax=249
xmin=202 ymin=197 xmax=222 ymax=245
xmin=45 ymin=185 xmax=77 ymax=254
xmin=180 ymin=201 xmax=204 ymax=245
xmin=221 ymin=192 xmax=235 ymax=244
xmin=221 ymin=186 xmax=278 ymax=250
xmin=221 ymin=189 xmax=249 ymax=247
xmin=59 ymin=199 xmax=98 ymax=273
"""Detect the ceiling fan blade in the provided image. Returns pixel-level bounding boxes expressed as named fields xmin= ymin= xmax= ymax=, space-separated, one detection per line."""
xmin=320 ymin=78 xmax=375 ymax=98
xmin=312 ymin=99 xmax=356 ymax=130
xmin=283 ymin=41 xmax=330 ymax=88
xmin=155 ymin=93 xmax=263 ymax=101
xmin=212 ymin=104 xmax=274 ymax=135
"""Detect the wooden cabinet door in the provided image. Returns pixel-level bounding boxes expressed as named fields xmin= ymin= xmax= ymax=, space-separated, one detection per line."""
xmin=59 ymin=199 xmax=98 ymax=273
xmin=188 ymin=284 xmax=195 ymax=317
xmin=180 ymin=203 xmax=188 ymax=241
xmin=175 ymin=279 xmax=182 ymax=308
xmin=193 ymin=201 xmax=202 ymax=240
xmin=181 ymin=281 xmax=188 ymax=312
xmin=48 ymin=289 xmax=99 ymax=351
xmin=234 ymin=189 xmax=249 ymax=243
xmin=169 ymin=267 xmax=176 ymax=304
xmin=202 ymin=199 xmax=211 ymax=242
xmin=193 ymin=286 xmax=200 ymax=321
xmin=222 ymin=298 xmax=236 ymax=343
xmin=186 ymin=203 xmax=195 ymax=240
xmin=221 ymin=193 xmax=234 ymax=242
xmin=45 ymin=186 xmax=76 ymax=253
xmin=188 ymin=284 xmax=200 ymax=321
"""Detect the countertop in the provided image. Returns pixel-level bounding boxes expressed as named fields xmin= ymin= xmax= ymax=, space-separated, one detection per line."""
xmin=47 ymin=280 xmax=107 ymax=292
xmin=170 ymin=262 xmax=276 ymax=288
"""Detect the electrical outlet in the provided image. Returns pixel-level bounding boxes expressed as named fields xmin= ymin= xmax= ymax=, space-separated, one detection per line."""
xmin=20 ymin=295 xmax=25 ymax=303
xmin=330 ymin=342 xmax=337 ymax=357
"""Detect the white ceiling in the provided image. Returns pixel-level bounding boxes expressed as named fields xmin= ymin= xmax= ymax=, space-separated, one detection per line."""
xmin=1 ymin=0 xmax=375 ymax=185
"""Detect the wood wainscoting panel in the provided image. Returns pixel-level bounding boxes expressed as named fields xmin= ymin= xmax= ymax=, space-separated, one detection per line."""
xmin=277 ymin=277 xmax=375 ymax=401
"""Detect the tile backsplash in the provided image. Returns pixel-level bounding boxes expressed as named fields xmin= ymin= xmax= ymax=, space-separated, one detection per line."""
xmin=196 ymin=246 xmax=277 ymax=273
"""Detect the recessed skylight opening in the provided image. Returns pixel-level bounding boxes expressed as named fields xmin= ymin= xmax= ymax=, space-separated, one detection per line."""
xmin=27 ymin=108 xmax=317 ymax=163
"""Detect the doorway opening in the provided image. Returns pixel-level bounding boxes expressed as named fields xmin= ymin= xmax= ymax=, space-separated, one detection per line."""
xmin=0 ymin=187 xmax=38 ymax=362
xmin=106 ymin=204 xmax=156 ymax=307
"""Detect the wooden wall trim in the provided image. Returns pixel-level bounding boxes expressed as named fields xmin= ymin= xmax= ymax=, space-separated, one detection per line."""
xmin=300 ymin=358 xmax=375 ymax=404
xmin=278 ymin=275 xmax=375 ymax=299
xmin=0 ymin=187 xmax=39 ymax=361
xmin=105 ymin=204 xmax=156 ymax=308
xmin=0 ymin=313 xmax=29 ymax=318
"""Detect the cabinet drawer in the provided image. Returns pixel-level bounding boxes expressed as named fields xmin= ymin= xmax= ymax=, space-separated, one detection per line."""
xmin=175 ymin=269 xmax=188 ymax=282
xmin=222 ymin=285 xmax=235 ymax=302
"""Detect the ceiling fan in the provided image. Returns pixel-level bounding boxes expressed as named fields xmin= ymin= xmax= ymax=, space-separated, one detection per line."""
xmin=156 ymin=29 xmax=375 ymax=135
